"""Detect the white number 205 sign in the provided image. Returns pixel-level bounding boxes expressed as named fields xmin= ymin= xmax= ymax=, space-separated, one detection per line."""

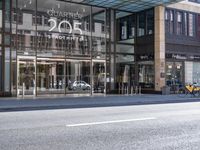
xmin=48 ymin=19 xmax=83 ymax=35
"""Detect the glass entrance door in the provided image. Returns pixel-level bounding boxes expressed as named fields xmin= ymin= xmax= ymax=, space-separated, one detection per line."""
xmin=166 ymin=61 xmax=183 ymax=92
xmin=37 ymin=58 xmax=65 ymax=95
xmin=17 ymin=57 xmax=36 ymax=97
xmin=66 ymin=60 xmax=91 ymax=94
xmin=93 ymin=60 xmax=106 ymax=93
xmin=116 ymin=63 xmax=135 ymax=94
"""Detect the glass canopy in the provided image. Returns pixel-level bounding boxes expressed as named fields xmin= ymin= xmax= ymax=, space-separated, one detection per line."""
xmin=62 ymin=0 xmax=184 ymax=12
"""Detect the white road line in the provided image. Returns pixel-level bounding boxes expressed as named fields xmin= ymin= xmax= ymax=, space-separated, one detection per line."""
xmin=66 ymin=117 xmax=156 ymax=127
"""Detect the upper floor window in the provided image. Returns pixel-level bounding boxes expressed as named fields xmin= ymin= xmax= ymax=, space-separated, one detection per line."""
xmin=184 ymin=12 xmax=188 ymax=36
xmin=44 ymin=16 xmax=50 ymax=27
xmin=128 ymin=15 xmax=135 ymax=38
xmin=33 ymin=14 xmax=42 ymax=26
xmin=169 ymin=10 xmax=174 ymax=34
xmin=165 ymin=10 xmax=169 ymax=20
xmin=165 ymin=9 xmax=170 ymax=33
xmin=121 ymin=19 xmax=127 ymax=39
xmin=118 ymin=14 xmax=136 ymax=40
xmin=177 ymin=12 xmax=183 ymax=35
xmin=147 ymin=10 xmax=154 ymax=35
xmin=165 ymin=8 xmax=199 ymax=38
xmin=198 ymin=15 xmax=200 ymax=38
xmin=188 ymin=13 xmax=195 ymax=37
xmin=138 ymin=13 xmax=145 ymax=37
xmin=12 ymin=11 xmax=23 ymax=24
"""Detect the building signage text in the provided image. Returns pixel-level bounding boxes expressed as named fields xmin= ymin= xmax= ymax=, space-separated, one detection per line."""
xmin=47 ymin=9 xmax=83 ymax=35
xmin=47 ymin=9 xmax=83 ymax=20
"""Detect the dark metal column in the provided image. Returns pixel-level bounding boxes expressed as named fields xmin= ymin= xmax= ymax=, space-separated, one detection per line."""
xmin=1 ymin=0 xmax=12 ymax=96
xmin=90 ymin=6 xmax=93 ymax=96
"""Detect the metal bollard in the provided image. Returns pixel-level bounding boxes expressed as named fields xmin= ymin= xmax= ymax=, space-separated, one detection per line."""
xmin=135 ymin=86 xmax=138 ymax=95
xmin=122 ymin=84 xmax=124 ymax=94
xmin=139 ymin=86 xmax=142 ymax=95
xmin=131 ymin=86 xmax=133 ymax=95
xmin=124 ymin=85 xmax=126 ymax=95
xmin=22 ymin=82 xmax=25 ymax=98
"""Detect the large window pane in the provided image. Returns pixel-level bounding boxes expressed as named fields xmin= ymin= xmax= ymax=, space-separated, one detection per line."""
xmin=37 ymin=59 xmax=65 ymax=94
xmin=37 ymin=0 xmax=91 ymax=58
xmin=193 ymin=62 xmax=200 ymax=84
xmin=17 ymin=0 xmax=36 ymax=56
xmin=147 ymin=10 xmax=154 ymax=35
xmin=177 ymin=11 xmax=183 ymax=35
xmin=165 ymin=9 xmax=170 ymax=33
xmin=170 ymin=10 xmax=174 ymax=34
xmin=198 ymin=15 xmax=200 ymax=38
xmin=166 ymin=62 xmax=183 ymax=92
xmin=189 ymin=13 xmax=195 ymax=37
xmin=138 ymin=13 xmax=145 ymax=36
xmin=184 ymin=12 xmax=188 ymax=36
xmin=116 ymin=54 xmax=135 ymax=94
xmin=117 ymin=13 xmax=135 ymax=42
xmin=92 ymin=7 xmax=106 ymax=57
xmin=138 ymin=63 xmax=154 ymax=89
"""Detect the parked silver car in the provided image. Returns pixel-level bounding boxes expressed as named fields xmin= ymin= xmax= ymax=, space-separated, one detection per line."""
xmin=69 ymin=81 xmax=91 ymax=90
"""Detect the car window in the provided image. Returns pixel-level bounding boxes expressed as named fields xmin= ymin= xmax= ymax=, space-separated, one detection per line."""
xmin=81 ymin=81 xmax=86 ymax=84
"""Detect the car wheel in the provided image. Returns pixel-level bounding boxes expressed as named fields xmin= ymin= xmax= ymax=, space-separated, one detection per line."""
xmin=86 ymin=86 xmax=90 ymax=90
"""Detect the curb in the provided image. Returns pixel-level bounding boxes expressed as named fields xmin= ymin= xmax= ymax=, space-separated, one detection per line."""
xmin=1 ymin=98 xmax=200 ymax=112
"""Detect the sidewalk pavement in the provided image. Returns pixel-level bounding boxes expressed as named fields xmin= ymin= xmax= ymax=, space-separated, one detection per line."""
xmin=0 ymin=94 xmax=200 ymax=112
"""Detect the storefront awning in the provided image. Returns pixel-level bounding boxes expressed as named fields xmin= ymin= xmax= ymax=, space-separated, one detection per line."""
xmin=63 ymin=0 xmax=184 ymax=12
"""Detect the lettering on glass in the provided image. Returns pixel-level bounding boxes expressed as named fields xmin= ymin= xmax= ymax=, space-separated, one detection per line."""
xmin=48 ymin=19 xmax=83 ymax=35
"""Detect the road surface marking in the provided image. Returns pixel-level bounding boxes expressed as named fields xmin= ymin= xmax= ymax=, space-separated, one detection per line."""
xmin=66 ymin=117 xmax=156 ymax=127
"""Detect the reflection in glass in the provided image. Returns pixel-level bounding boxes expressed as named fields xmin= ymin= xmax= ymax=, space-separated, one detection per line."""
xmin=37 ymin=59 xmax=65 ymax=94
xmin=193 ymin=62 xmax=200 ymax=84
xmin=147 ymin=9 xmax=154 ymax=35
xmin=138 ymin=63 xmax=154 ymax=89
xmin=177 ymin=11 xmax=183 ymax=35
xmin=66 ymin=61 xmax=90 ymax=93
xmin=166 ymin=62 xmax=183 ymax=92
xmin=17 ymin=0 xmax=36 ymax=56
xmin=92 ymin=7 xmax=106 ymax=58
xmin=138 ymin=13 xmax=145 ymax=36
xmin=18 ymin=58 xmax=36 ymax=96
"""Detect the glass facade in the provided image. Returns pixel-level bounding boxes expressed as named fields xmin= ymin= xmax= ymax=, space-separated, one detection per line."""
xmin=116 ymin=12 xmax=135 ymax=94
xmin=1 ymin=0 xmax=158 ymax=97
xmin=9 ymin=0 xmax=113 ymax=96
xmin=3 ymin=0 xmax=157 ymax=97
xmin=2 ymin=0 xmax=200 ymax=97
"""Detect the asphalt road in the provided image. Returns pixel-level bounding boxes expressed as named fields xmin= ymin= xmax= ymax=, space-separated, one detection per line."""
xmin=1 ymin=102 xmax=200 ymax=150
